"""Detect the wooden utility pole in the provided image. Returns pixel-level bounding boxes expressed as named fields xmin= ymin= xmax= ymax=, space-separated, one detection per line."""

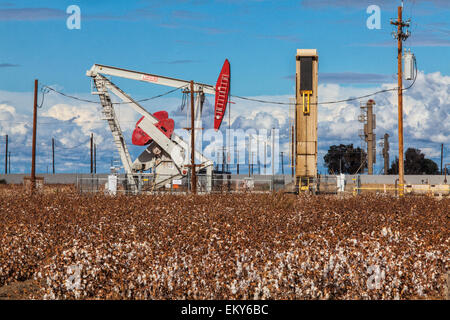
xmin=4 ymin=134 xmax=7 ymax=174
xmin=441 ymin=144 xmax=444 ymax=175
xmin=391 ymin=5 xmax=410 ymax=196
xmin=291 ymin=125 xmax=294 ymax=177
xmin=383 ymin=133 xmax=390 ymax=175
xmin=190 ymin=81 xmax=197 ymax=194
xmin=248 ymin=136 xmax=251 ymax=177
xmin=366 ymin=100 xmax=376 ymax=175
xmin=251 ymin=152 xmax=254 ymax=175
xmin=236 ymin=149 xmax=239 ymax=175
xmin=271 ymin=128 xmax=275 ymax=177
xmin=90 ymin=133 xmax=93 ymax=174
xmin=94 ymin=143 xmax=97 ymax=174
xmin=264 ymin=141 xmax=267 ymax=175
xmin=31 ymin=79 xmax=38 ymax=192
xmin=52 ymin=138 xmax=55 ymax=174
xmin=257 ymin=135 xmax=261 ymax=174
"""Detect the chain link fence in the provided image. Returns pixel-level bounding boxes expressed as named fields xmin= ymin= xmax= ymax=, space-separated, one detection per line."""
xmin=76 ymin=174 xmax=281 ymax=195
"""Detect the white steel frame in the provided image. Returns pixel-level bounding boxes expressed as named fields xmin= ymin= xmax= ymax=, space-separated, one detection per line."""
xmin=86 ymin=64 xmax=214 ymax=192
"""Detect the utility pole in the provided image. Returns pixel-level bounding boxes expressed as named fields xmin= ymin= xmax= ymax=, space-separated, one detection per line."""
xmin=248 ymin=136 xmax=251 ymax=177
xmin=4 ymin=134 xmax=7 ymax=174
xmin=280 ymin=151 xmax=285 ymax=175
xmin=441 ymin=143 xmax=444 ymax=175
xmin=382 ymin=133 xmax=390 ymax=175
xmin=90 ymin=133 xmax=93 ymax=174
xmin=291 ymin=125 xmax=295 ymax=177
xmin=189 ymin=80 xmax=197 ymax=194
xmin=236 ymin=149 xmax=239 ymax=175
xmin=8 ymin=152 xmax=10 ymax=174
xmin=256 ymin=134 xmax=260 ymax=174
xmin=222 ymin=148 xmax=225 ymax=173
xmin=31 ymin=79 xmax=38 ymax=192
xmin=52 ymin=138 xmax=55 ymax=174
xmin=264 ymin=141 xmax=267 ymax=175
xmin=251 ymin=152 xmax=254 ymax=175
xmin=367 ymin=100 xmax=376 ymax=174
xmin=94 ymin=143 xmax=97 ymax=174
xmin=272 ymin=128 xmax=275 ymax=177
xmin=391 ymin=4 xmax=410 ymax=195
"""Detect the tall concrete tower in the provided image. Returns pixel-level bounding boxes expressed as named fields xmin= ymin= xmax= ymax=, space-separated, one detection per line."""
xmin=295 ymin=49 xmax=318 ymax=192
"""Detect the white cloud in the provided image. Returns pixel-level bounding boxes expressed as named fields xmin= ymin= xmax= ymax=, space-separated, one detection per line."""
xmin=1 ymin=71 xmax=448 ymax=173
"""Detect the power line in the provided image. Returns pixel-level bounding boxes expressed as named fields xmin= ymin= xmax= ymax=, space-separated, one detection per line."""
xmin=43 ymin=85 xmax=100 ymax=104
xmin=37 ymin=86 xmax=50 ymax=108
xmin=115 ymin=85 xmax=187 ymax=105
xmin=231 ymin=75 xmax=417 ymax=106
xmin=42 ymin=84 xmax=187 ymax=106
xmin=54 ymin=138 xmax=91 ymax=150
xmin=42 ymin=70 xmax=418 ymax=110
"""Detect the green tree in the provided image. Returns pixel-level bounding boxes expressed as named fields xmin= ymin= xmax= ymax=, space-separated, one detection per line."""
xmin=324 ymin=144 xmax=367 ymax=174
xmin=388 ymin=148 xmax=439 ymax=174
xmin=388 ymin=157 xmax=399 ymax=174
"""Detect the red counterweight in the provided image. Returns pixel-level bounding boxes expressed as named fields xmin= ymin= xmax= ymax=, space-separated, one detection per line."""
xmin=132 ymin=111 xmax=174 ymax=146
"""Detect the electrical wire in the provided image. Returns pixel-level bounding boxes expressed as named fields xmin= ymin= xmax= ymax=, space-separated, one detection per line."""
xmin=55 ymin=138 xmax=91 ymax=150
xmin=43 ymin=85 xmax=100 ymax=104
xmin=114 ymin=85 xmax=187 ymax=105
xmin=37 ymin=86 xmax=50 ymax=108
xmin=231 ymin=77 xmax=416 ymax=106
xmin=231 ymin=58 xmax=418 ymax=106
xmin=352 ymin=153 xmax=368 ymax=175
xmin=179 ymin=90 xmax=188 ymax=111
xmin=42 ymin=84 xmax=187 ymax=105
xmin=43 ymin=67 xmax=418 ymax=110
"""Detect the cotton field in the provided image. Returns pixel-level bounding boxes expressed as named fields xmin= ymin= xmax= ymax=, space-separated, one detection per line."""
xmin=0 ymin=190 xmax=448 ymax=299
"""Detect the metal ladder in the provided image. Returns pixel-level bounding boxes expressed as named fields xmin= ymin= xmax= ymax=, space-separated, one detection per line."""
xmin=93 ymin=75 xmax=137 ymax=192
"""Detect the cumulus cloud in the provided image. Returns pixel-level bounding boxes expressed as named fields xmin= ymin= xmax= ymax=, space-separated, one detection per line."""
xmin=1 ymin=71 xmax=448 ymax=173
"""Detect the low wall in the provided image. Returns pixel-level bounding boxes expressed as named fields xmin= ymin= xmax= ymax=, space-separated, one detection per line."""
xmin=0 ymin=173 xmax=447 ymax=186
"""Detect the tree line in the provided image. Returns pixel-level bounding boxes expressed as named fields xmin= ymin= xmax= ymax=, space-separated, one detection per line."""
xmin=323 ymin=144 xmax=439 ymax=175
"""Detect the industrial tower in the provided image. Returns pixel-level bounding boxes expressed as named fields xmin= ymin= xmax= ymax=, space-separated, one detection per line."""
xmin=295 ymin=49 xmax=318 ymax=192
xmin=358 ymin=100 xmax=376 ymax=174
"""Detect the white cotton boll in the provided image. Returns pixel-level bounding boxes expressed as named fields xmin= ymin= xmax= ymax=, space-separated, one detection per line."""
xmin=230 ymin=280 xmax=238 ymax=295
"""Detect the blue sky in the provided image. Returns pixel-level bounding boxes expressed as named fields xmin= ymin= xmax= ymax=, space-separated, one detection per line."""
xmin=0 ymin=0 xmax=449 ymax=174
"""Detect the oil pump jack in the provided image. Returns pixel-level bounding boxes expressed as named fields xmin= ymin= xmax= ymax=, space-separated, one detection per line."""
xmin=86 ymin=60 xmax=230 ymax=193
